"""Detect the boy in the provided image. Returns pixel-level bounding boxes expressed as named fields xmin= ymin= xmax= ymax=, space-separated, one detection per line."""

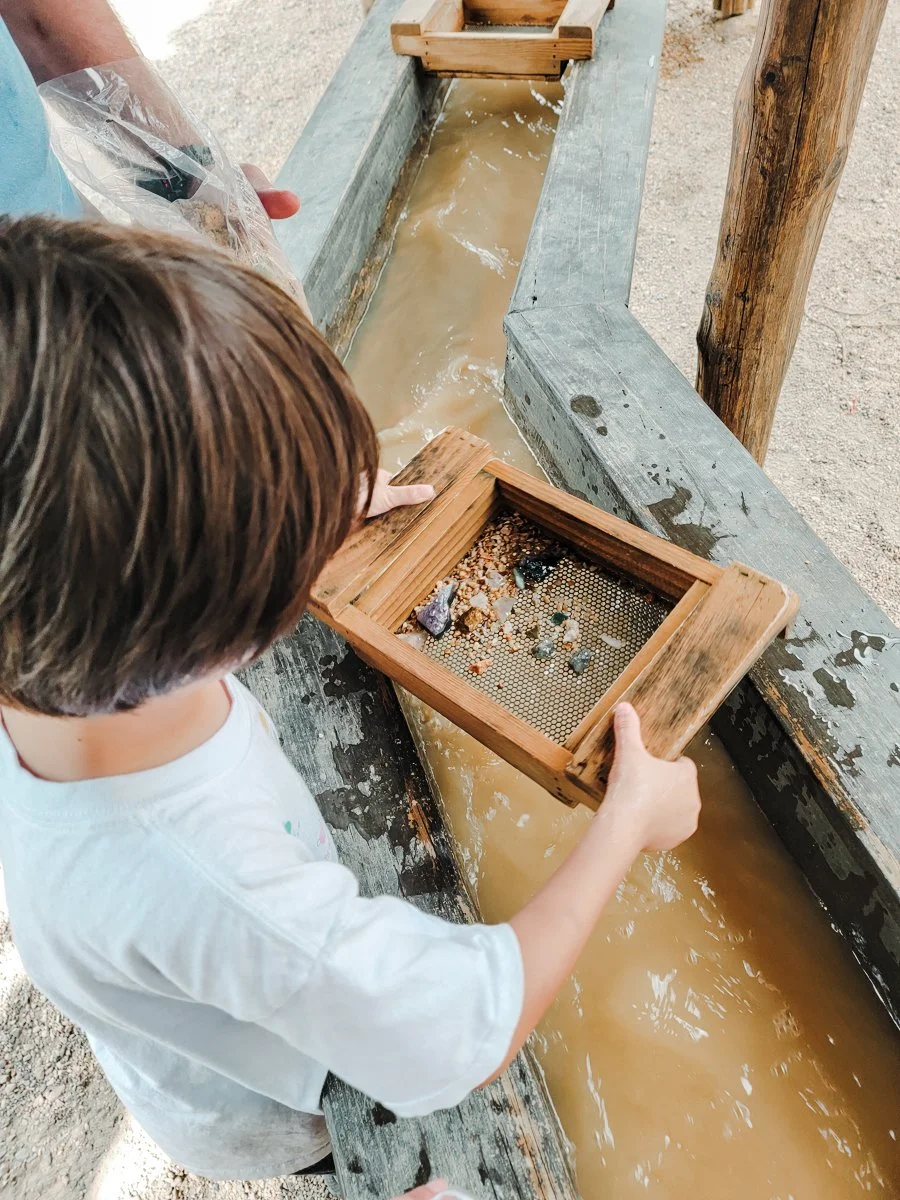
xmin=0 ymin=217 xmax=701 ymax=1181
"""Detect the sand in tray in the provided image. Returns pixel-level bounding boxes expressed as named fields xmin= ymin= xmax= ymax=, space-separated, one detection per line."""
xmin=400 ymin=512 xmax=670 ymax=744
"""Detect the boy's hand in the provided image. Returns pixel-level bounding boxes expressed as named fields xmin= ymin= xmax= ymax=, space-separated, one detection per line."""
xmin=361 ymin=469 xmax=435 ymax=519
xmin=603 ymin=703 xmax=701 ymax=852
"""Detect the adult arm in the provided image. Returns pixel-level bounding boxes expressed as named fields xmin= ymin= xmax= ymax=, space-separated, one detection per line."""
xmin=0 ymin=0 xmax=134 ymax=83
xmin=1 ymin=0 xmax=300 ymax=223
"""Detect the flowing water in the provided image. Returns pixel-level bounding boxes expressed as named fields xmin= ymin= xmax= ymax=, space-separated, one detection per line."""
xmin=346 ymin=80 xmax=900 ymax=1198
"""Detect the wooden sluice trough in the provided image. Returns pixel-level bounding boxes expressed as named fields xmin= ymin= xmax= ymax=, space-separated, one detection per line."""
xmin=243 ymin=0 xmax=900 ymax=1196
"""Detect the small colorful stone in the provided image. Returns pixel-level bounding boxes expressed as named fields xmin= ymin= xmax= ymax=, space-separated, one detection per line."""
xmin=550 ymin=611 xmax=569 ymax=626
xmin=599 ymin=633 xmax=625 ymax=649
xmin=532 ymin=638 xmax=555 ymax=661
xmin=458 ymin=606 xmax=486 ymax=633
xmin=416 ymin=581 xmax=458 ymax=637
xmin=515 ymin=551 xmax=563 ymax=585
xmin=493 ymin=596 xmax=516 ymax=622
xmin=569 ymin=648 xmax=594 ymax=675
xmin=562 ymin=617 xmax=580 ymax=646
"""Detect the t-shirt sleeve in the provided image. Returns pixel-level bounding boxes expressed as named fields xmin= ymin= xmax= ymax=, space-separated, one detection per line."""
xmin=256 ymin=876 xmax=524 ymax=1117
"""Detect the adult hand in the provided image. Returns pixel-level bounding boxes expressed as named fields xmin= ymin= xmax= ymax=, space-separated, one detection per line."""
xmin=241 ymin=162 xmax=300 ymax=220
xmin=361 ymin=468 xmax=435 ymax=519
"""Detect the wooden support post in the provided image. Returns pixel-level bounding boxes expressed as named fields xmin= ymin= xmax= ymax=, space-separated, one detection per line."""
xmin=713 ymin=0 xmax=754 ymax=15
xmin=696 ymin=0 xmax=887 ymax=463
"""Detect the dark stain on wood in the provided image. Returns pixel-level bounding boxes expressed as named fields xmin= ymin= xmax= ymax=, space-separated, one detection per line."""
xmin=647 ymin=484 xmax=722 ymax=560
xmin=570 ymin=393 xmax=601 ymax=417
xmin=813 ymin=667 xmax=856 ymax=710
xmin=413 ymin=1143 xmax=432 ymax=1189
xmin=833 ymin=629 xmax=891 ymax=668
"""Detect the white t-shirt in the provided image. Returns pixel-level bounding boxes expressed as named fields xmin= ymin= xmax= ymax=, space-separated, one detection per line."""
xmin=0 ymin=678 xmax=523 ymax=1180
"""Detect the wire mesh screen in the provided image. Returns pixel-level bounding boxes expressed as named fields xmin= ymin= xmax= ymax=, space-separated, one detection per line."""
xmin=405 ymin=518 xmax=671 ymax=744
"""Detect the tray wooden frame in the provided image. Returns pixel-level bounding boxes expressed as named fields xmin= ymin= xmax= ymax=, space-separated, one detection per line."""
xmin=310 ymin=428 xmax=799 ymax=810
xmin=390 ymin=0 xmax=612 ymax=79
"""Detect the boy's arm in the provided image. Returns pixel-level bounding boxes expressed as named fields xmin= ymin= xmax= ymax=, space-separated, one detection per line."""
xmin=481 ymin=703 xmax=700 ymax=1085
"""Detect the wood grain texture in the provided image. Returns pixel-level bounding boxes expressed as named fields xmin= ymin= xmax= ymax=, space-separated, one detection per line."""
xmin=393 ymin=30 xmax=591 ymax=75
xmin=568 ymin=565 xmax=797 ymax=793
xmin=317 ymin=434 xmax=790 ymax=813
xmin=509 ymin=0 xmax=665 ymax=313
xmin=311 ymin=428 xmax=493 ymax=617
xmin=242 ymin=620 xmax=575 ymax=1199
xmin=696 ymin=0 xmax=888 ymax=462
xmin=392 ymin=0 xmax=463 ymax=36
xmin=504 ymin=299 xmax=900 ymax=1009
xmin=555 ymin=0 xmax=611 ymax=38
xmin=354 ymin=472 xmax=498 ymax=629
xmin=488 ymin=459 xmax=721 ymax=599
xmin=276 ymin=0 xmax=445 ymax=350
xmin=464 ymin=0 xmax=567 ymax=23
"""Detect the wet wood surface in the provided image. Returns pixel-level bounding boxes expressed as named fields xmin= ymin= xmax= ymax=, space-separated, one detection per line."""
xmin=275 ymin=0 xmax=445 ymax=350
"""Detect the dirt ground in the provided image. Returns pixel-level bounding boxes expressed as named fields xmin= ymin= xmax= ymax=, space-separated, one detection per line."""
xmin=1 ymin=1 xmax=897 ymax=1199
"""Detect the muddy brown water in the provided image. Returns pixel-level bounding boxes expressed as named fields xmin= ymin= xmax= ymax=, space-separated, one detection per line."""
xmin=346 ymin=80 xmax=900 ymax=1197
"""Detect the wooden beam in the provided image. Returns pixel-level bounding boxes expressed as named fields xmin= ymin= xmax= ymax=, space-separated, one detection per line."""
xmin=464 ymin=0 xmax=567 ymax=23
xmin=275 ymin=0 xmax=446 ymax=353
xmin=509 ymin=0 xmax=665 ymax=313
xmin=555 ymin=0 xmax=611 ymax=39
xmin=392 ymin=0 xmax=463 ymax=37
xmin=696 ymin=0 xmax=888 ymax=462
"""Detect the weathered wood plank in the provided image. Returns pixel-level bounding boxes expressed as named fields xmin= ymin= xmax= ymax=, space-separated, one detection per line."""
xmin=508 ymin=0 xmax=664 ymax=314
xmin=567 ymin=564 xmax=797 ymax=795
xmin=504 ymin=300 xmax=900 ymax=1013
xmin=275 ymin=0 xmax=446 ymax=351
xmin=243 ymin=623 xmax=575 ymax=1198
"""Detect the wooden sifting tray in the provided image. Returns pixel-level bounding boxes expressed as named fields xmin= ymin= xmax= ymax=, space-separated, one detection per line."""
xmin=390 ymin=0 xmax=613 ymax=80
xmin=310 ymin=429 xmax=799 ymax=810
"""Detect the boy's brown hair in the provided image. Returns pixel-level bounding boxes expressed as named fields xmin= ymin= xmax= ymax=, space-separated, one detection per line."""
xmin=0 ymin=217 xmax=377 ymax=716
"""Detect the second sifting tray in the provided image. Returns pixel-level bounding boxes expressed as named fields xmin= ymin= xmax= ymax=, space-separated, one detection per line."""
xmin=310 ymin=428 xmax=799 ymax=809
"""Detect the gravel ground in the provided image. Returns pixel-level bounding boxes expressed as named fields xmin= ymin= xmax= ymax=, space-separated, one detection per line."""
xmin=1 ymin=2 xmax=897 ymax=1199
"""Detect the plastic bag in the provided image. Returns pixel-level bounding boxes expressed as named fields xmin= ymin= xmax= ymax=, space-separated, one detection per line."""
xmin=38 ymin=58 xmax=305 ymax=305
